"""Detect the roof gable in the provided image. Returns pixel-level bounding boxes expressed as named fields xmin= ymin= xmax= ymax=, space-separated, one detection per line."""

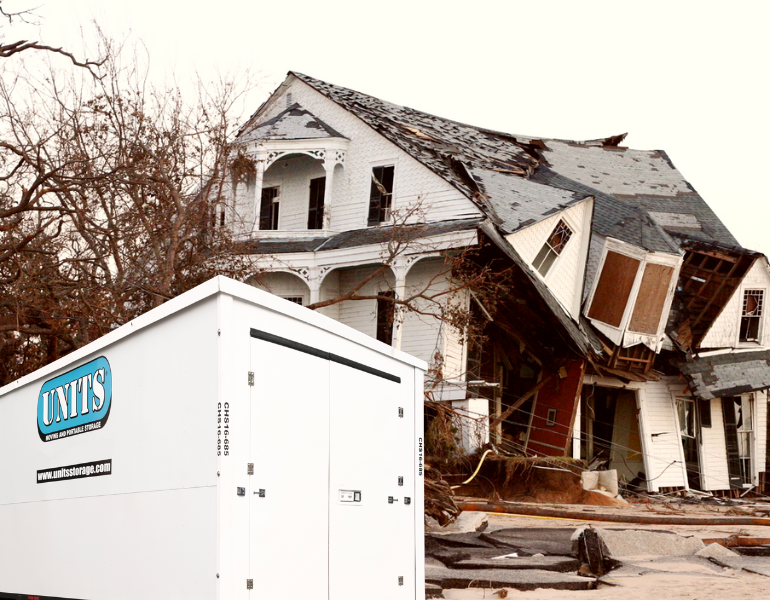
xmin=240 ymin=102 xmax=346 ymax=142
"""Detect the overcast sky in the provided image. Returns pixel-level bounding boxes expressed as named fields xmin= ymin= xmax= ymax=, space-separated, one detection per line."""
xmin=7 ymin=0 xmax=769 ymax=255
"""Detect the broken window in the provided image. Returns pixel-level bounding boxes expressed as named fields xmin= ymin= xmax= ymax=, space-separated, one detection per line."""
xmin=259 ymin=187 xmax=280 ymax=230
xmin=367 ymin=166 xmax=394 ymax=226
xmin=307 ymin=177 xmax=326 ymax=230
xmin=587 ymin=251 xmax=641 ymax=328
xmin=532 ymin=219 xmax=573 ymax=276
xmin=740 ymin=289 xmax=764 ymax=342
xmin=376 ymin=290 xmax=395 ymax=346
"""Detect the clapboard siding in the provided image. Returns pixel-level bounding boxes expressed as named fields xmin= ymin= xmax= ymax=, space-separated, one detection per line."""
xmin=243 ymin=78 xmax=483 ymax=234
xmin=505 ymin=199 xmax=591 ymax=320
xmin=639 ymin=377 xmax=687 ymax=490
xmin=700 ymin=397 xmax=731 ymax=490
xmin=755 ymin=390 xmax=768 ymax=486
xmin=399 ymin=259 xmax=461 ymax=375
xmin=336 ymin=266 xmax=394 ymax=338
xmin=247 ymin=272 xmax=310 ymax=304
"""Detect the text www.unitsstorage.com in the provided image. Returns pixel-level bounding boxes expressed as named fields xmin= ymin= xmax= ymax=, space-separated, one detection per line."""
xmin=37 ymin=459 xmax=112 ymax=484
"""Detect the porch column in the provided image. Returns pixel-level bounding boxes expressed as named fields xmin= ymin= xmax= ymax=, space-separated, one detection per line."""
xmin=392 ymin=261 xmax=408 ymax=351
xmin=322 ymin=160 xmax=335 ymax=231
xmin=252 ymin=151 xmax=266 ymax=233
xmin=308 ymin=266 xmax=322 ymax=306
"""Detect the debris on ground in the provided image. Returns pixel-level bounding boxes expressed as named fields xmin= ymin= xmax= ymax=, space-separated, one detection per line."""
xmin=425 ymin=464 xmax=461 ymax=525
xmin=425 ymin=510 xmax=770 ymax=598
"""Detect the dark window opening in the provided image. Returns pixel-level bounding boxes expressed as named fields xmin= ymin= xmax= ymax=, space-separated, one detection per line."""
xmin=740 ymin=289 xmax=764 ymax=342
xmin=307 ymin=177 xmax=326 ymax=230
xmin=368 ymin=166 xmax=394 ymax=226
xmin=211 ymin=205 xmax=226 ymax=228
xmin=376 ymin=290 xmax=395 ymax=346
xmin=532 ymin=219 xmax=573 ymax=276
xmin=282 ymin=296 xmax=303 ymax=306
xmin=259 ymin=187 xmax=280 ymax=230
xmin=699 ymin=399 xmax=712 ymax=428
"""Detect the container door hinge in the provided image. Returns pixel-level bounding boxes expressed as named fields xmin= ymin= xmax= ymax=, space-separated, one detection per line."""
xmin=405 ymin=496 xmax=411 ymax=505
xmin=254 ymin=489 xmax=265 ymax=497
xmin=398 ymin=576 xmax=404 ymax=586
xmin=388 ymin=496 xmax=398 ymax=504
xmin=248 ymin=371 xmax=255 ymax=386
xmin=398 ymin=407 xmax=404 ymax=418
xmin=398 ymin=476 xmax=403 ymax=486
xmin=246 ymin=579 xmax=253 ymax=590
xmin=247 ymin=463 xmax=254 ymax=475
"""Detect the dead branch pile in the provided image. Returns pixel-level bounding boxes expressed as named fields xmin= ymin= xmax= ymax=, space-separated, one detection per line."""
xmin=425 ymin=464 xmax=460 ymax=525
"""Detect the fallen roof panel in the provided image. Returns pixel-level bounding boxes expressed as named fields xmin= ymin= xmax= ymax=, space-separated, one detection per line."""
xmin=679 ymin=349 xmax=770 ymax=399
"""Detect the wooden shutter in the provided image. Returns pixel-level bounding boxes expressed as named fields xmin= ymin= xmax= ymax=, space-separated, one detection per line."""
xmin=629 ymin=263 xmax=675 ymax=334
xmin=587 ymin=251 xmax=640 ymax=327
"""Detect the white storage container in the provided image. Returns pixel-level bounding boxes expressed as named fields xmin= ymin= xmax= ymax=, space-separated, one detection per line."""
xmin=0 ymin=276 xmax=426 ymax=600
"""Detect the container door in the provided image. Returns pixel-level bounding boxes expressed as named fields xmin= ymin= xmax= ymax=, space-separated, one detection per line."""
xmin=249 ymin=337 xmax=330 ymax=599
xmin=328 ymin=362 xmax=414 ymax=600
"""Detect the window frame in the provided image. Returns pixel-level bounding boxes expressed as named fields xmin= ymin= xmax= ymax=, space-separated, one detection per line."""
xmin=532 ymin=218 xmax=574 ymax=278
xmin=307 ymin=177 xmax=326 ymax=230
xmin=259 ymin=185 xmax=281 ymax=231
xmin=367 ymin=163 xmax=396 ymax=227
xmin=738 ymin=288 xmax=765 ymax=345
xmin=585 ymin=238 xmax=680 ymax=343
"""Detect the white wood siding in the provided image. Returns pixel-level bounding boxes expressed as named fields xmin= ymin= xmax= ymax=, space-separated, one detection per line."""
xmin=399 ymin=259 xmax=466 ymax=379
xmin=245 ymin=78 xmax=483 ymax=233
xmin=335 ymin=266 xmax=394 ymax=338
xmin=247 ymin=272 xmax=310 ymax=304
xmin=701 ymin=258 xmax=770 ymax=348
xmin=700 ymin=397 xmax=730 ymax=491
xmin=261 ymin=155 xmax=327 ymax=231
xmin=505 ymin=199 xmax=592 ymax=320
xmin=638 ymin=377 xmax=688 ymax=490
xmin=755 ymin=390 xmax=768 ymax=485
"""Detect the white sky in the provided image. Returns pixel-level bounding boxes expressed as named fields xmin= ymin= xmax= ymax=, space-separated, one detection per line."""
xmin=6 ymin=0 xmax=769 ymax=254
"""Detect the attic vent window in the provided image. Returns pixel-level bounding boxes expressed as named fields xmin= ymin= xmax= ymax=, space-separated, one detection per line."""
xmin=532 ymin=219 xmax=572 ymax=276
xmin=740 ymin=289 xmax=764 ymax=342
xmin=282 ymin=296 xmax=304 ymax=306
xmin=368 ymin=166 xmax=394 ymax=226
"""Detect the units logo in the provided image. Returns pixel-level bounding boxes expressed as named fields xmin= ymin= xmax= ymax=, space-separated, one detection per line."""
xmin=37 ymin=356 xmax=112 ymax=442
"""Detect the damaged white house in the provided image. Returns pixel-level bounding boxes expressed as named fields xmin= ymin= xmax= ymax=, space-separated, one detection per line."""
xmin=221 ymin=72 xmax=769 ymax=496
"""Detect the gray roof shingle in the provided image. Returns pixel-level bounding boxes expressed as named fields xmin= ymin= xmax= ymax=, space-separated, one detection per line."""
xmin=679 ymin=350 xmax=770 ymax=399
xmin=240 ymin=103 xmax=346 ymax=142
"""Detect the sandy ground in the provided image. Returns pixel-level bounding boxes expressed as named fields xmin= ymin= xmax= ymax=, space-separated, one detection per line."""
xmin=431 ymin=510 xmax=770 ymax=599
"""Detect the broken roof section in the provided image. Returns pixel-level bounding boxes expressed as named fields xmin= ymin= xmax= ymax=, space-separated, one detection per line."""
xmin=679 ymin=349 xmax=770 ymax=399
xmin=239 ymin=102 xmax=346 ymax=143
xmin=289 ymin=72 xmax=732 ymax=256
xmin=542 ymin=141 xmax=739 ymax=247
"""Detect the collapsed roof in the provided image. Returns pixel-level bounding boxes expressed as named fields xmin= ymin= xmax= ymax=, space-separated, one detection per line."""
xmin=287 ymin=72 xmax=737 ymax=253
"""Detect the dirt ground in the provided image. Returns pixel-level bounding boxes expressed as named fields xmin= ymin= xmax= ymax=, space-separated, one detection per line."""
xmin=431 ymin=509 xmax=770 ymax=599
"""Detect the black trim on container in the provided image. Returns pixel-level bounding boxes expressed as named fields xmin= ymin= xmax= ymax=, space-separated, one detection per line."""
xmin=250 ymin=328 xmax=401 ymax=383
xmin=0 ymin=593 xmax=85 ymax=600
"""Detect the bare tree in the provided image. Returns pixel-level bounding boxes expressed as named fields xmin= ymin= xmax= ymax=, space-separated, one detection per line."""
xmin=0 ymin=34 xmax=254 ymax=383
xmin=0 ymin=1 xmax=103 ymax=69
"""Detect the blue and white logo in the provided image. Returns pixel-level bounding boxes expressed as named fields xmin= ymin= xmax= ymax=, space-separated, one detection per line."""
xmin=37 ymin=356 xmax=112 ymax=442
